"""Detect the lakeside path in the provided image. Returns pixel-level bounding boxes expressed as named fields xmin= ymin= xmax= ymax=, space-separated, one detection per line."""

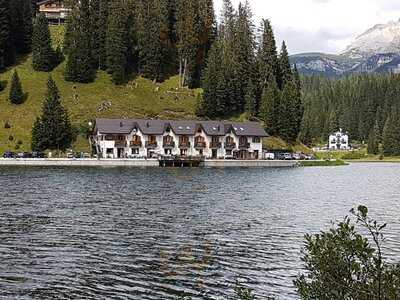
xmin=0 ymin=158 xmax=299 ymax=168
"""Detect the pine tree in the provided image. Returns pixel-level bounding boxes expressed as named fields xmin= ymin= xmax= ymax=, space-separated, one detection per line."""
xmin=32 ymin=13 xmax=56 ymax=71
xmin=106 ymin=0 xmax=129 ymax=84
xmin=136 ymin=0 xmax=171 ymax=82
xmin=197 ymin=40 xmax=225 ymax=118
xmin=278 ymin=41 xmax=292 ymax=89
xmin=9 ymin=70 xmax=24 ymax=104
xmin=32 ymin=76 xmax=74 ymax=151
xmin=65 ymin=0 xmax=96 ymax=83
xmin=260 ymin=75 xmax=280 ymax=136
xmin=233 ymin=1 xmax=255 ymax=112
xmin=245 ymin=79 xmax=257 ymax=117
xmin=90 ymin=0 xmax=109 ymax=70
xmin=10 ymin=0 xmax=32 ymax=54
xmin=280 ymin=79 xmax=299 ymax=141
xmin=382 ymin=106 xmax=400 ymax=156
xmin=367 ymin=120 xmax=380 ymax=155
xmin=0 ymin=0 xmax=15 ymax=69
xmin=257 ymin=19 xmax=280 ymax=91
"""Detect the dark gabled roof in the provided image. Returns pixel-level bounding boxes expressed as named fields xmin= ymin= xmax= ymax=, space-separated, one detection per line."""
xmin=227 ymin=122 xmax=269 ymax=137
xmin=94 ymin=118 xmax=268 ymax=137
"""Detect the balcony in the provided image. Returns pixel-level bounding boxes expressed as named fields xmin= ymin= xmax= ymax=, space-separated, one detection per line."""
xmin=179 ymin=142 xmax=191 ymax=149
xmin=210 ymin=142 xmax=222 ymax=149
xmin=239 ymin=143 xmax=250 ymax=150
xmin=145 ymin=141 xmax=158 ymax=149
xmin=224 ymin=143 xmax=237 ymax=150
xmin=163 ymin=141 xmax=176 ymax=149
xmin=130 ymin=140 xmax=143 ymax=148
xmin=115 ymin=140 xmax=127 ymax=147
xmin=194 ymin=142 xmax=206 ymax=149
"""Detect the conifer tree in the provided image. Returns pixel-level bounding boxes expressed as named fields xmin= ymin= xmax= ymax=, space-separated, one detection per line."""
xmin=65 ymin=0 xmax=96 ymax=83
xmin=278 ymin=41 xmax=292 ymax=89
xmin=32 ymin=76 xmax=74 ymax=151
xmin=197 ymin=40 xmax=225 ymax=118
xmin=32 ymin=13 xmax=56 ymax=71
xmin=382 ymin=106 xmax=400 ymax=156
xmin=280 ymin=79 xmax=299 ymax=141
xmin=367 ymin=120 xmax=380 ymax=155
xmin=90 ymin=0 xmax=109 ymax=70
xmin=10 ymin=0 xmax=32 ymax=54
xmin=257 ymin=19 xmax=280 ymax=91
xmin=106 ymin=0 xmax=132 ymax=84
xmin=260 ymin=75 xmax=280 ymax=136
xmin=245 ymin=79 xmax=258 ymax=117
xmin=9 ymin=70 xmax=24 ymax=104
xmin=0 ymin=0 xmax=15 ymax=69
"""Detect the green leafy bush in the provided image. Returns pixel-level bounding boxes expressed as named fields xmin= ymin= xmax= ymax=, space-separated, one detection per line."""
xmin=294 ymin=206 xmax=400 ymax=299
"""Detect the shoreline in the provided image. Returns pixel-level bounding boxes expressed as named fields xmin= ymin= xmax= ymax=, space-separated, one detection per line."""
xmin=0 ymin=158 xmax=299 ymax=168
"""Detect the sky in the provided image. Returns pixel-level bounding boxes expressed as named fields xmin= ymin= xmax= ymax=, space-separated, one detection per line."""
xmin=214 ymin=0 xmax=400 ymax=54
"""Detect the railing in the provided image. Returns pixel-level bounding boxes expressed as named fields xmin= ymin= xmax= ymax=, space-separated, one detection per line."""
xmin=194 ymin=142 xmax=206 ymax=149
xmin=130 ymin=140 xmax=143 ymax=148
xmin=114 ymin=141 xmax=127 ymax=147
xmin=239 ymin=143 xmax=250 ymax=149
xmin=210 ymin=142 xmax=222 ymax=149
xmin=179 ymin=142 xmax=191 ymax=149
xmin=145 ymin=141 xmax=158 ymax=148
xmin=224 ymin=143 xmax=237 ymax=150
xmin=163 ymin=141 xmax=176 ymax=148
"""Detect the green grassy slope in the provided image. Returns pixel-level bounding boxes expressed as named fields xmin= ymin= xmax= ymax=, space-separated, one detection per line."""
xmin=0 ymin=28 xmax=199 ymax=153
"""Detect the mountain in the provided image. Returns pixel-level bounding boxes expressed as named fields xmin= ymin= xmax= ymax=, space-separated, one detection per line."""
xmin=291 ymin=19 xmax=400 ymax=77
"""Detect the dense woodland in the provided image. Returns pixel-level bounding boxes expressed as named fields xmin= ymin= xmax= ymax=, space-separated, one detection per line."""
xmin=2 ymin=0 xmax=400 ymax=155
xmin=300 ymin=74 xmax=400 ymax=155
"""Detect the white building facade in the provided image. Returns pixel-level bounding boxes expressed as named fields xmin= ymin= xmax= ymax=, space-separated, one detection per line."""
xmin=92 ymin=119 xmax=268 ymax=160
xmin=329 ymin=130 xmax=350 ymax=150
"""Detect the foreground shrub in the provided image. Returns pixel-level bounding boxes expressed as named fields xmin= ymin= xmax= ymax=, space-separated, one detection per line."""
xmin=294 ymin=206 xmax=400 ymax=299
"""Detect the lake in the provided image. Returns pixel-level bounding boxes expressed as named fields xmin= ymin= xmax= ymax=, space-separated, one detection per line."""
xmin=0 ymin=163 xmax=399 ymax=299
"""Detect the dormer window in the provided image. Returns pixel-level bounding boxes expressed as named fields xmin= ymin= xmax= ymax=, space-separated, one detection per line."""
xmin=197 ymin=127 xmax=202 ymax=133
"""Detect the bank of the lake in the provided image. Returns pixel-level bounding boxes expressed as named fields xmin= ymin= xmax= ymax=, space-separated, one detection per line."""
xmin=1 ymin=163 xmax=399 ymax=300
xmin=300 ymin=159 xmax=348 ymax=167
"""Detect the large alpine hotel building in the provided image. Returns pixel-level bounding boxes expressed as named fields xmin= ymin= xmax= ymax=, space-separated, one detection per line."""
xmin=93 ymin=119 xmax=268 ymax=160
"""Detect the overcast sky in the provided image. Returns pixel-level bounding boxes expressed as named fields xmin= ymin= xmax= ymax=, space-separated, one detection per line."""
xmin=214 ymin=0 xmax=400 ymax=54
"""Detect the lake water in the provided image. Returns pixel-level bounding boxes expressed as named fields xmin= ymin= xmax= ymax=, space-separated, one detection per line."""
xmin=0 ymin=163 xmax=399 ymax=299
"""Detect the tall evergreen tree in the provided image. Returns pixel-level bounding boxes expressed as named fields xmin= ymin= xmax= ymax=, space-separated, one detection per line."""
xmin=90 ymin=0 xmax=109 ymax=70
xmin=31 ymin=76 xmax=74 ymax=151
xmin=382 ymin=106 xmax=400 ymax=156
xmin=245 ymin=79 xmax=258 ymax=117
xmin=32 ymin=13 xmax=56 ymax=71
xmin=65 ymin=0 xmax=96 ymax=83
xmin=10 ymin=0 xmax=33 ymax=54
xmin=367 ymin=119 xmax=380 ymax=155
xmin=9 ymin=70 xmax=24 ymax=104
xmin=257 ymin=19 xmax=280 ymax=91
xmin=278 ymin=41 xmax=292 ymax=89
xmin=106 ymin=0 xmax=129 ymax=84
xmin=260 ymin=75 xmax=280 ymax=136
xmin=0 ymin=0 xmax=15 ymax=69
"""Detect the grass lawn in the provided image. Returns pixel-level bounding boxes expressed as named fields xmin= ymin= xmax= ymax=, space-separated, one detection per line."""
xmin=0 ymin=26 xmax=199 ymax=153
xmin=300 ymin=159 xmax=348 ymax=167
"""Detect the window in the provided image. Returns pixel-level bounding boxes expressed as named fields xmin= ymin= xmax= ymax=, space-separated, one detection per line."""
xmin=148 ymin=135 xmax=156 ymax=143
xmin=253 ymin=137 xmax=261 ymax=143
xmin=226 ymin=150 xmax=232 ymax=155
xmin=212 ymin=136 xmax=219 ymax=143
xmin=180 ymin=149 xmax=188 ymax=156
xmin=132 ymin=148 xmax=139 ymax=155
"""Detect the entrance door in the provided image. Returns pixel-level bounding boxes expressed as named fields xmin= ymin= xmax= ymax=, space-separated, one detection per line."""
xmin=212 ymin=149 xmax=217 ymax=159
xmin=117 ymin=148 xmax=124 ymax=158
xmin=254 ymin=150 xmax=259 ymax=160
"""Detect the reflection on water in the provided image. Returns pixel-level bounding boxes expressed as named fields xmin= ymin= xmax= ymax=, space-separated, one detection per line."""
xmin=0 ymin=163 xmax=399 ymax=299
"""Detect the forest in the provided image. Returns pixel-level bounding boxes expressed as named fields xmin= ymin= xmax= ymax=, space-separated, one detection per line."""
xmin=1 ymin=0 xmax=400 ymax=155
xmin=300 ymin=74 xmax=400 ymax=155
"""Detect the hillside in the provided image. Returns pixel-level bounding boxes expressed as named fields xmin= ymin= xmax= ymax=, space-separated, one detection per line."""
xmin=0 ymin=30 xmax=199 ymax=154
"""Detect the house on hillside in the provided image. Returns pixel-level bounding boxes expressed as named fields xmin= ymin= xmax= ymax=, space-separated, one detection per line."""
xmin=38 ymin=0 xmax=70 ymax=24
xmin=329 ymin=129 xmax=350 ymax=150
xmin=92 ymin=119 xmax=268 ymax=160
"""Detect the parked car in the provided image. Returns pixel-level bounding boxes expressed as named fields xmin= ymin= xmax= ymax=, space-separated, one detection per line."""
xmin=3 ymin=151 xmax=15 ymax=158
xmin=16 ymin=152 xmax=32 ymax=159
xmin=283 ymin=153 xmax=293 ymax=160
xmin=292 ymin=153 xmax=301 ymax=160
xmin=32 ymin=151 xmax=46 ymax=158
xmin=264 ymin=152 xmax=275 ymax=160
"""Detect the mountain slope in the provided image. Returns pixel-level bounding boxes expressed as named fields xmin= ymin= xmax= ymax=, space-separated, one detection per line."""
xmin=292 ymin=19 xmax=400 ymax=76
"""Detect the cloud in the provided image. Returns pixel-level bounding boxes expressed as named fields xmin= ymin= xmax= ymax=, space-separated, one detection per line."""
xmin=213 ymin=0 xmax=400 ymax=54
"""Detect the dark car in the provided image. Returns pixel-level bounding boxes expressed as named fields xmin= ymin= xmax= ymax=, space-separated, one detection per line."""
xmin=32 ymin=151 xmax=46 ymax=158
xmin=3 ymin=151 xmax=15 ymax=158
